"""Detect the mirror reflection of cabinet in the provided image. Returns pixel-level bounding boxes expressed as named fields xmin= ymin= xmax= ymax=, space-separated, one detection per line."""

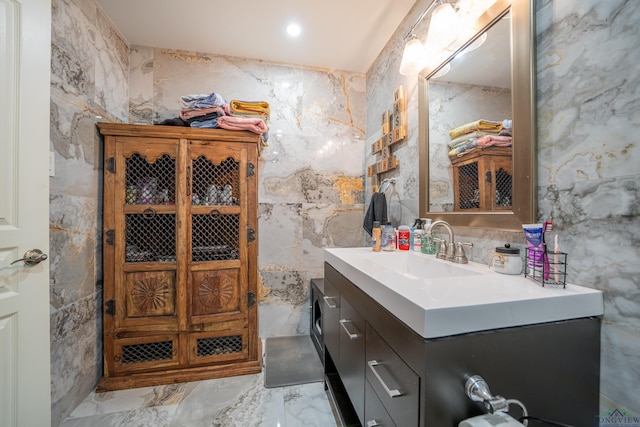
xmin=451 ymin=147 xmax=512 ymax=211
xmin=418 ymin=0 xmax=536 ymax=230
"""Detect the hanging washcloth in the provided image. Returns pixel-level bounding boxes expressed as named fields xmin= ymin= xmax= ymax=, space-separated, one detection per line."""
xmin=363 ymin=192 xmax=388 ymax=236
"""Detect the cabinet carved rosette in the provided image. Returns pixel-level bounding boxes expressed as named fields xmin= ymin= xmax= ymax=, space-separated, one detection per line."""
xmin=98 ymin=123 xmax=262 ymax=391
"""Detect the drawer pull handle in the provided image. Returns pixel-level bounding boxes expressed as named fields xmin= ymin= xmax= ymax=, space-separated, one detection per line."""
xmin=366 ymin=421 xmax=381 ymax=427
xmin=323 ymin=296 xmax=338 ymax=309
xmin=368 ymin=360 xmax=402 ymax=398
xmin=339 ymin=319 xmax=362 ymax=340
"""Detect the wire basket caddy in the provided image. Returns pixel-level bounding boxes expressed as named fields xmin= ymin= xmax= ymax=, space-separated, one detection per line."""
xmin=524 ymin=248 xmax=568 ymax=288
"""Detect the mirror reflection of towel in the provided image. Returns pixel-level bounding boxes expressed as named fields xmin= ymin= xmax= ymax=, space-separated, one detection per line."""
xmin=363 ymin=193 xmax=388 ymax=236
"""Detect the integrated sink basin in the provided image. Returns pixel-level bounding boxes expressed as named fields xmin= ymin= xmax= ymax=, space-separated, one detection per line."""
xmin=324 ymin=247 xmax=604 ymax=338
xmin=351 ymin=250 xmax=482 ymax=280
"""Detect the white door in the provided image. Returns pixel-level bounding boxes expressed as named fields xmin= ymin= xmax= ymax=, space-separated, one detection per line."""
xmin=0 ymin=0 xmax=52 ymax=426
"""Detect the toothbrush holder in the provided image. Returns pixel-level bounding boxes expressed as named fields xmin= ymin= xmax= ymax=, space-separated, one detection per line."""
xmin=524 ymin=247 xmax=568 ymax=288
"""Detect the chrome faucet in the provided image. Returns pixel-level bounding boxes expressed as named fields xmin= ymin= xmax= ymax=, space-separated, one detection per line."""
xmin=428 ymin=220 xmax=473 ymax=264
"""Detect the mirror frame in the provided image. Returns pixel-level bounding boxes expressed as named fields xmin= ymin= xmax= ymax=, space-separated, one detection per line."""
xmin=418 ymin=0 xmax=536 ymax=230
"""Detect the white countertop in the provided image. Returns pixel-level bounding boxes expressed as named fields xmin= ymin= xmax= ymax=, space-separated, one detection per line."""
xmin=324 ymin=247 xmax=603 ymax=339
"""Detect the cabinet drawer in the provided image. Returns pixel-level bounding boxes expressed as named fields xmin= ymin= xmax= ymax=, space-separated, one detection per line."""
xmin=365 ymin=379 xmax=397 ymax=427
xmin=340 ymin=297 xmax=366 ymax=425
xmin=366 ymin=324 xmax=419 ymax=427
xmin=323 ymin=276 xmax=340 ymax=360
xmin=188 ymin=329 xmax=249 ymax=365
xmin=112 ymin=334 xmax=180 ymax=373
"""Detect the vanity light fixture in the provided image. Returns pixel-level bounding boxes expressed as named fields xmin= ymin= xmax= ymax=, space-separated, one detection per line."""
xmin=398 ymin=0 xmax=495 ymax=76
xmin=424 ymin=3 xmax=461 ymax=52
xmin=399 ymin=0 xmax=439 ymax=76
xmin=455 ymin=32 xmax=487 ymax=59
xmin=399 ymin=35 xmax=427 ymax=75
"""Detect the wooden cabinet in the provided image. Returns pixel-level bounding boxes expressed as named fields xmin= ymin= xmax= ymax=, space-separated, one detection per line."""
xmin=450 ymin=147 xmax=512 ymax=211
xmin=98 ymin=123 xmax=262 ymax=391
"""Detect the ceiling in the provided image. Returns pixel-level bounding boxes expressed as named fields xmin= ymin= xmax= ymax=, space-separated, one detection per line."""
xmin=96 ymin=0 xmax=418 ymax=73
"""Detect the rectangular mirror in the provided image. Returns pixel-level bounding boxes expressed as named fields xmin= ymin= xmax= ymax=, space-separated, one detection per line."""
xmin=418 ymin=0 xmax=536 ymax=230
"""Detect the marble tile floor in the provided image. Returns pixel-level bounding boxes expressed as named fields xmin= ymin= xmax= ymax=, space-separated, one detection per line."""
xmin=59 ymin=373 xmax=338 ymax=427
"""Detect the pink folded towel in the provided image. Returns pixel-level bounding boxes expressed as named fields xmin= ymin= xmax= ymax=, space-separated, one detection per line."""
xmin=217 ymin=115 xmax=268 ymax=134
xmin=179 ymin=106 xmax=225 ymax=121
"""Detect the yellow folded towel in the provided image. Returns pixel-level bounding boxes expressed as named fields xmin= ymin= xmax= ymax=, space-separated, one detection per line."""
xmin=230 ymin=100 xmax=270 ymax=121
xmin=448 ymin=120 xmax=502 ymax=139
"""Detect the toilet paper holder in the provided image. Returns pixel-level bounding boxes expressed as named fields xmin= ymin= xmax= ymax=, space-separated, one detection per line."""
xmin=464 ymin=375 xmax=529 ymax=424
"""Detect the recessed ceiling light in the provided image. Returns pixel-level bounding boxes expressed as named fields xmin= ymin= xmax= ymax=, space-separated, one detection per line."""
xmin=286 ymin=23 xmax=301 ymax=37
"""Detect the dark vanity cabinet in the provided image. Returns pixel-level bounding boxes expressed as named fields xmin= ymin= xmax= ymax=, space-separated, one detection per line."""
xmin=338 ymin=297 xmax=366 ymax=423
xmin=323 ymin=262 xmax=600 ymax=427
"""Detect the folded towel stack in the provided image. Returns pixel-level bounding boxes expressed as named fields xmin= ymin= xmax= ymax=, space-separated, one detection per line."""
xmin=230 ymin=100 xmax=270 ymax=122
xmin=448 ymin=119 xmax=503 ymax=139
xmin=178 ymin=92 xmax=228 ymax=129
xmin=157 ymin=92 xmax=271 ymax=140
xmin=447 ymin=119 xmax=512 ymax=158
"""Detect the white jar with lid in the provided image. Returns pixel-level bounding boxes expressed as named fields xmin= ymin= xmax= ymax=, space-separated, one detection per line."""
xmin=489 ymin=244 xmax=523 ymax=275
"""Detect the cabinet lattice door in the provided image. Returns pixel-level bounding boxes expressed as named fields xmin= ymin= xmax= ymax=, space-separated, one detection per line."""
xmin=99 ymin=123 xmax=262 ymax=391
xmin=450 ymin=147 xmax=512 ymax=211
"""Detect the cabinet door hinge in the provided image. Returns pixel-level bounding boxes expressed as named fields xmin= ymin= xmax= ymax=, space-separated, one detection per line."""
xmin=247 ymin=162 xmax=255 ymax=177
xmin=105 ymin=299 xmax=115 ymax=316
xmin=248 ymin=292 xmax=256 ymax=307
xmin=247 ymin=227 xmax=256 ymax=243
xmin=105 ymin=229 xmax=115 ymax=246
xmin=106 ymin=157 xmax=115 ymax=173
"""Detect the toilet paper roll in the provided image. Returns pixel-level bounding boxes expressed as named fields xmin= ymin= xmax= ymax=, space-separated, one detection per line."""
xmin=458 ymin=412 xmax=525 ymax=427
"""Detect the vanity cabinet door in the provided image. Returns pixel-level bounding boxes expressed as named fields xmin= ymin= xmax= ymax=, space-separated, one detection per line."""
xmin=339 ymin=297 xmax=366 ymax=425
xmin=322 ymin=277 xmax=340 ymax=361
xmin=365 ymin=380 xmax=397 ymax=427
xmin=366 ymin=323 xmax=420 ymax=427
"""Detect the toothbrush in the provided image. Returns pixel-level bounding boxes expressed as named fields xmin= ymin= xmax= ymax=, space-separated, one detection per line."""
xmin=554 ymin=234 xmax=559 ymax=283
xmin=542 ymin=221 xmax=552 ymax=281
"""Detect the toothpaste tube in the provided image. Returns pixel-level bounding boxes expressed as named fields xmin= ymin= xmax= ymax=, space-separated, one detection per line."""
xmin=523 ymin=223 xmax=544 ymax=267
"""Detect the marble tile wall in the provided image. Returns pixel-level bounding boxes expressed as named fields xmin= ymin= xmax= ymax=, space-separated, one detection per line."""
xmin=128 ymin=48 xmax=366 ymax=339
xmin=366 ymin=0 xmax=639 ymax=416
xmin=50 ymin=0 xmax=129 ymax=425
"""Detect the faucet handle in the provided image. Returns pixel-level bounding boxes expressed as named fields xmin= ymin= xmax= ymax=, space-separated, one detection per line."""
xmin=453 ymin=242 xmax=473 ymax=264
xmin=432 ymin=237 xmax=449 ymax=260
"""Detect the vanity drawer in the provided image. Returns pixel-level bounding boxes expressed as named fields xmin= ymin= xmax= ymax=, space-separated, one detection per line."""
xmin=322 ymin=276 xmax=340 ymax=360
xmin=366 ymin=323 xmax=420 ymax=427
xmin=365 ymin=379 xmax=397 ymax=427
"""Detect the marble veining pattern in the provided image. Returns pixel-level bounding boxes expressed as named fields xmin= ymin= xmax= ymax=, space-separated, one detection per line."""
xmin=366 ymin=0 xmax=640 ymax=414
xmin=50 ymin=292 xmax=102 ymax=426
xmin=50 ymin=0 xmax=129 ymax=425
xmin=259 ymin=271 xmax=310 ymax=337
xmin=59 ymin=373 xmax=336 ymax=427
xmin=129 ymin=46 xmax=366 ymax=349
